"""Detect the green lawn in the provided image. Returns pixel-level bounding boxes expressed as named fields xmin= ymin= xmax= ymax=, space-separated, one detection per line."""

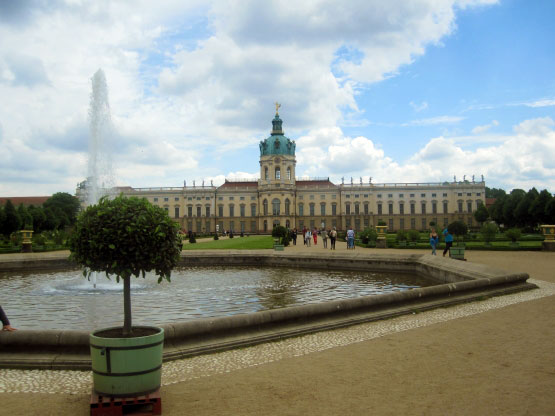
xmin=183 ymin=235 xmax=275 ymax=250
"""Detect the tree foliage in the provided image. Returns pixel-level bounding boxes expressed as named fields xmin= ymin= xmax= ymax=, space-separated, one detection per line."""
xmin=474 ymin=203 xmax=489 ymax=224
xmin=43 ymin=192 xmax=80 ymax=226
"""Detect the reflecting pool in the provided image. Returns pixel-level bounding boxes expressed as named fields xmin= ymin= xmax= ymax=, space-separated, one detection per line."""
xmin=0 ymin=266 xmax=435 ymax=331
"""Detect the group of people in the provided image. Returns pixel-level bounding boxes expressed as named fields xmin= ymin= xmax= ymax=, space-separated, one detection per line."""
xmin=291 ymin=227 xmax=338 ymax=250
xmin=429 ymin=227 xmax=454 ymax=257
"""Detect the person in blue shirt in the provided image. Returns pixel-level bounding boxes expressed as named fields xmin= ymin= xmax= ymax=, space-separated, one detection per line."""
xmin=346 ymin=226 xmax=355 ymax=249
xmin=442 ymin=227 xmax=453 ymax=257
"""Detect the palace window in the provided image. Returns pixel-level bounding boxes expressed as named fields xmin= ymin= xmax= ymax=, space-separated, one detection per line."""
xmin=298 ymin=203 xmax=304 ymax=216
xmin=309 ymin=203 xmax=315 ymax=216
xmin=331 ymin=203 xmax=337 ymax=216
xmin=251 ymin=204 xmax=256 ymax=216
xmin=287 ymin=167 xmax=291 ymax=180
xmin=275 ymin=167 xmax=281 ymax=180
xmin=263 ymin=199 xmax=268 ymax=215
xmin=206 ymin=206 xmax=210 ymax=217
xmin=174 ymin=207 xmax=179 ymax=218
xmin=196 ymin=206 xmax=201 ymax=217
xmin=388 ymin=203 xmax=393 ymax=215
xmin=272 ymin=199 xmax=280 ymax=215
xmin=285 ymin=199 xmax=290 ymax=215
xmin=229 ymin=204 xmax=235 ymax=217
xmin=240 ymin=204 xmax=245 ymax=217
xmin=346 ymin=203 xmax=351 ymax=215
xmin=320 ymin=203 xmax=326 ymax=215
xmin=218 ymin=205 xmax=223 ymax=217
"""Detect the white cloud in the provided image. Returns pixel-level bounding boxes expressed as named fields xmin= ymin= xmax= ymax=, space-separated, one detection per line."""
xmin=404 ymin=115 xmax=465 ymax=126
xmin=410 ymin=101 xmax=429 ymax=112
xmin=471 ymin=119 xmax=498 ymax=134
xmin=523 ymin=99 xmax=555 ymax=108
xmin=294 ymin=117 xmax=555 ymax=191
xmin=0 ymin=0 xmax=521 ymax=196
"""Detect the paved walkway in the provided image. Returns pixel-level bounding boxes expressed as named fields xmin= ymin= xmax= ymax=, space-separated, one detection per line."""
xmin=1 ymin=246 xmax=554 ymax=415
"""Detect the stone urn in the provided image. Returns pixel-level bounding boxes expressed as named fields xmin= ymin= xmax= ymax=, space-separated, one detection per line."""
xmin=376 ymin=225 xmax=388 ymax=248
xmin=19 ymin=229 xmax=33 ymax=253
xmin=540 ymin=225 xmax=555 ymax=251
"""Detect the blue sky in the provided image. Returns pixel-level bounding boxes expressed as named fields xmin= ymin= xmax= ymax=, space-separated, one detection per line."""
xmin=0 ymin=0 xmax=554 ymax=197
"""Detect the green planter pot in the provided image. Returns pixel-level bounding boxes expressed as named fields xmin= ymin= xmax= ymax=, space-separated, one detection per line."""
xmin=90 ymin=326 xmax=164 ymax=397
xmin=450 ymin=246 xmax=466 ymax=260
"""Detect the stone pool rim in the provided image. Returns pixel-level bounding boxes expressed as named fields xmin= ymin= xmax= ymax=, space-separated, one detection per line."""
xmin=0 ymin=251 xmax=537 ymax=370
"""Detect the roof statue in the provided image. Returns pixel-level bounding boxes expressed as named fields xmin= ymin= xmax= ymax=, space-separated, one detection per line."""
xmin=275 ymin=101 xmax=281 ymax=115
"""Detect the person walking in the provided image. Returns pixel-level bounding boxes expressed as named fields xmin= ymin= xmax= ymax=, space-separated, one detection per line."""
xmin=305 ymin=229 xmax=312 ymax=247
xmin=442 ymin=227 xmax=453 ymax=257
xmin=302 ymin=226 xmax=307 ymax=246
xmin=1 ymin=306 xmax=16 ymax=331
xmin=330 ymin=227 xmax=337 ymax=250
xmin=430 ymin=228 xmax=439 ymax=255
xmin=313 ymin=228 xmax=318 ymax=245
xmin=322 ymin=228 xmax=328 ymax=248
xmin=347 ymin=226 xmax=355 ymax=249
xmin=291 ymin=228 xmax=297 ymax=245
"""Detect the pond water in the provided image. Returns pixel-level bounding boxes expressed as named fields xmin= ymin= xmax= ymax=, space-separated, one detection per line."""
xmin=0 ymin=266 xmax=435 ymax=331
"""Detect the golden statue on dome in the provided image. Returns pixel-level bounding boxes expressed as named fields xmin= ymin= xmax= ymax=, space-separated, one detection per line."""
xmin=275 ymin=102 xmax=281 ymax=115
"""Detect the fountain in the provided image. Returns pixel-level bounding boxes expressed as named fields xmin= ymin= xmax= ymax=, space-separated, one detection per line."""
xmin=86 ymin=69 xmax=116 ymax=288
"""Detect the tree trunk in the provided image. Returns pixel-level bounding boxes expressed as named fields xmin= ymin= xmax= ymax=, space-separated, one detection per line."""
xmin=123 ymin=276 xmax=132 ymax=336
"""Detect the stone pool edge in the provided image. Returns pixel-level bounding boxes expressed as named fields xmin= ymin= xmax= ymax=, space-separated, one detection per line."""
xmin=0 ymin=252 xmax=537 ymax=370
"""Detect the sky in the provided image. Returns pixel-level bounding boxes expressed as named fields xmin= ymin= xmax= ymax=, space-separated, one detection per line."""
xmin=1 ymin=0 xmax=554 ymax=197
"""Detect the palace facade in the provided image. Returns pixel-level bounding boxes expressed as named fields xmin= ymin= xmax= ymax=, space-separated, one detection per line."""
xmin=77 ymin=110 xmax=486 ymax=234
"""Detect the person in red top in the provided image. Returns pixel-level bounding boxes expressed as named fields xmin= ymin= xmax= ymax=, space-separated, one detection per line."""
xmin=313 ymin=228 xmax=318 ymax=245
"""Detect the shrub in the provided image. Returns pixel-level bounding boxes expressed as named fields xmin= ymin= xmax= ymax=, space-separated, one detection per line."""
xmin=359 ymin=228 xmax=377 ymax=244
xmin=213 ymin=232 xmax=219 ymax=240
xmin=377 ymin=220 xmax=386 ymax=226
xmin=33 ymin=233 xmax=47 ymax=246
xmin=408 ymin=229 xmax=420 ymax=242
xmin=396 ymin=230 xmax=408 ymax=242
xmin=505 ymin=228 xmax=521 ymax=242
xmin=69 ymin=195 xmax=182 ymax=336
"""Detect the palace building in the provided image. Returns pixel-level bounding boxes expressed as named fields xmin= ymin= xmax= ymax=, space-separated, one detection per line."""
xmin=77 ymin=108 xmax=486 ymax=234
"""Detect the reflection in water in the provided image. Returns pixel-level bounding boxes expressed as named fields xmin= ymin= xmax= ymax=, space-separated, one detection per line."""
xmin=0 ymin=266 xmax=435 ymax=331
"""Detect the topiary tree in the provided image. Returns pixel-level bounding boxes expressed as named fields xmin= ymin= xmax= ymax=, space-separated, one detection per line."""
xmin=272 ymin=225 xmax=289 ymax=245
xmin=69 ymin=195 xmax=182 ymax=336
xmin=505 ymin=228 xmax=521 ymax=243
xmin=480 ymin=222 xmax=498 ymax=245
xmin=448 ymin=221 xmax=468 ymax=244
xmin=408 ymin=229 xmax=420 ymax=243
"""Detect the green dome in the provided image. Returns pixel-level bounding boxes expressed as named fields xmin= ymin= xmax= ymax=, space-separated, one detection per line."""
xmin=259 ymin=114 xmax=296 ymax=156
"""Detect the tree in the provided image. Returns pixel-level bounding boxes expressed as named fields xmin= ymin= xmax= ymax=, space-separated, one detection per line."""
xmin=480 ymin=222 xmax=498 ymax=245
xmin=1 ymin=200 xmax=21 ymax=236
xmin=448 ymin=221 xmax=468 ymax=244
xmin=529 ymin=189 xmax=553 ymax=226
xmin=474 ymin=203 xmax=489 ymax=225
xmin=486 ymin=187 xmax=507 ymax=199
xmin=28 ymin=206 xmax=47 ymax=233
xmin=489 ymin=195 xmax=507 ymax=225
xmin=43 ymin=192 xmax=81 ymax=226
xmin=546 ymin=198 xmax=555 ymax=223
xmin=514 ymin=188 xmax=538 ymax=228
xmin=69 ymin=195 xmax=182 ymax=336
xmin=502 ymin=189 xmax=525 ymax=228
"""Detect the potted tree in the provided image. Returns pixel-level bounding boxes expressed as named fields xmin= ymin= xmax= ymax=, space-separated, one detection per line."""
xmin=448 ymin=221 xmax=468 ymax=260
xmin=69 ymin=195 xmax=182 ymax=397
